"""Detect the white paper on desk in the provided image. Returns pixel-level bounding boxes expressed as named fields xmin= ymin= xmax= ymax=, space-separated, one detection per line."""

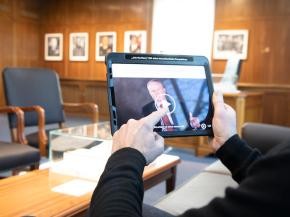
xmin=52 ymin=179 xmax=97 ymax=196
xmin=50 ymin=141 xmax=112 ymax=181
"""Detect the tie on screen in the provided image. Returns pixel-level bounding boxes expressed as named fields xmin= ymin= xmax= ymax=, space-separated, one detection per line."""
xmin=159 ymin=102 xmax=174 ymax=131
xmin=161 ymin=115 xmax=174 ymax=131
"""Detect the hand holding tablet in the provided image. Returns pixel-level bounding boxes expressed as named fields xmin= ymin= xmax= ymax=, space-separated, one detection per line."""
xmin=106 ymin=53 xmax=214 ymax=137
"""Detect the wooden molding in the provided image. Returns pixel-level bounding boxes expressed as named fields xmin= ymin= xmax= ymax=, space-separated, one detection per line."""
xmin=238 ymin=83 xmax=290 ymax=91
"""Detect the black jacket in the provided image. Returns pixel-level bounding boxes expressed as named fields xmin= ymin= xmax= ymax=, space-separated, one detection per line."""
xmin=89 ymin=135 xmax=290 ymax=217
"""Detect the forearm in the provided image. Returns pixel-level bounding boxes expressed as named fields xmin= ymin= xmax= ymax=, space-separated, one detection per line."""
xmin=180 ymin=140 xmax=290 ymax=217
xmin=216 ymin=134 xmax=261 ymax=182
xmin=89 ymin=148 xmax=146 ymax=217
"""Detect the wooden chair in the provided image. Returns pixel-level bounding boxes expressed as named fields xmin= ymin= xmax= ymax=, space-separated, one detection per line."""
xmin=3 ymin=68 xmax=99 ymax=156
xmin=0 ymin=106 xmax=40 ymax=176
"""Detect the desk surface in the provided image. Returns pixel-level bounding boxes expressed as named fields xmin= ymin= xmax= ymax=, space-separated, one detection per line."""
xmin=0 ymin=154 xmax=180 ymax=217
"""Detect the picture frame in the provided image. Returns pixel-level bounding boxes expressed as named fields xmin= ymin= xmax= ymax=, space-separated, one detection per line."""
xmin=44 ymin=33 xmax=63 ymax=61
xmin=213 ymin=30 xmax=249 ymax=60
xmin=124 ymin=30 xmax=147 ymax=53
xmin=69 ymin=32 xmax=89 ymax=61
xmin=96 ymin=32 xmax=116 ymax=61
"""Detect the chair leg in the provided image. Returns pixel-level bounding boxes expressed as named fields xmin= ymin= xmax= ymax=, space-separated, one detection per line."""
xmin=1 ymin=163 xmax=40 ymax=178
xmin=30 ymin=162 xmax=40 ymax=170
xmin=12 ymin=169 xmax=20 ymax=176
xmin=11 ymin=162 xmax=39 ymax=175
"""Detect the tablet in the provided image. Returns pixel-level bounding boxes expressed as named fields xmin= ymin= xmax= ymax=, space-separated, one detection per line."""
xmin=106 ymin=53 xmax=214 ymax=137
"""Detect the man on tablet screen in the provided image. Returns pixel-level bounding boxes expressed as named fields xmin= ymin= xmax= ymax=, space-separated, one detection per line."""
xmin=142 ymin=79 xmax=200 ymax=131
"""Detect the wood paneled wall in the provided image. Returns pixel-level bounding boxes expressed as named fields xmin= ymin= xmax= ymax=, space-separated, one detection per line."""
xmin=0 ymin=0 xmax=41 ymax=105
xmin=39 ymin=0 xmax=153 ymax=81
xmin=212 ymin=0 xmax=290 ymax=86
xmin=1 ymin=0 xmax=290 ymax=128
xmin=212 ymin=0 xmax=290 ymax=127
xmin=59 ymin=0 xmax=290 ymax=127
xmin=238 ymin=84 xmax=290 ymax=127
xmin=60 ymin=79 xmax=110 ymax=120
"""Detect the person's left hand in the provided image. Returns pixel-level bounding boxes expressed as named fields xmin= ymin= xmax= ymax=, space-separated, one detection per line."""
xmin=189 ymin=112 xmax=201 ymax=129
xmin=112 ymin=109 xmax=167 ymax=164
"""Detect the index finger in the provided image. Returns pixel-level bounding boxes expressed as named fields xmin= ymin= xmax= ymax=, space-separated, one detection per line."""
xmin=142 ymin=108 xmax=167 ymax=128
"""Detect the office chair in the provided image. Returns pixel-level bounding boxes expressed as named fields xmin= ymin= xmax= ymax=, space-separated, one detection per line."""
xmin=3 ymin=68 xmax=99 ymax=156
xmin=0 ymin=106 xmax=40 ymax=176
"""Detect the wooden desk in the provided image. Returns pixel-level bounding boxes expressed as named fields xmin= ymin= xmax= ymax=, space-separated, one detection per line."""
xmin=0 ymin=154 xmax=180 ymax=217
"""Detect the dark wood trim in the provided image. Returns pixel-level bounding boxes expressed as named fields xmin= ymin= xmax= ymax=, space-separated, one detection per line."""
xmin=60 ymin=78 xmax=107 ymax=86
xmin=238 ymin=83 xmax=290 ymax=91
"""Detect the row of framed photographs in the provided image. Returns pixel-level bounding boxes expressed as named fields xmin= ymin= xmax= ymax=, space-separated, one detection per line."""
xmin=44 ymin=31 xmax=147 ymax=61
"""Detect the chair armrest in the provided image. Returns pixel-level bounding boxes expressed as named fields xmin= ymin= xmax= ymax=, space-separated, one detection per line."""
xmin=242 ymin=122 xmax=290 ymax=154
xmin=63 ymin=103 xmax=99 ymax=123
xmin=19 ymin=106 xmax=47 ymax=156
xmin=0 ymin=106 xmax=27 ymax=144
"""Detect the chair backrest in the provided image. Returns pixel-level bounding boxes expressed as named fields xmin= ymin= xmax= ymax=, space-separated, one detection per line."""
xmin=3 ymin=68 xmax=65 ymax=128
xmin=242 ymin=122 xmax=290 ymax=154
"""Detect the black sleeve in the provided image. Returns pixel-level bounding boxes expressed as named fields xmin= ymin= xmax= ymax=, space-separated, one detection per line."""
xmin=179 ymin=138 xmax=290 ymax=217
xmin=215 ymin=134 xmax=261 ymax=183
xmin=89 ymin=147 xmax=146 ymax=217
xmin=89 ymin=136 xmax=290 ymax=217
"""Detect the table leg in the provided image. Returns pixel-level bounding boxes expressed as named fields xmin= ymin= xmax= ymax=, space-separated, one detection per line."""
xmin=166 ymin=166 xmax=177 ymax=193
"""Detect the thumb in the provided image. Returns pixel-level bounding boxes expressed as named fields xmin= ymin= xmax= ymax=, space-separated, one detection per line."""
xmin=212 ymin=91 xmax=224 ymax=110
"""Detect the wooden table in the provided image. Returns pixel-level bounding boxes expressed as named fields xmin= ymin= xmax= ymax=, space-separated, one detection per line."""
xmin=0 ymin=154 xmax=180 ymax=217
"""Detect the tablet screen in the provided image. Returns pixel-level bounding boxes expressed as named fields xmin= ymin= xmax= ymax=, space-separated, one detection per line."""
xmin=110 ymin=62 xmax=213 ymax=136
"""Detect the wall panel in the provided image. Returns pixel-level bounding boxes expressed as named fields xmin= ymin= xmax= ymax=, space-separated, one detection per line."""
xmin=0 ymin=4 xmax=13 ymax=105
xmin=2 ymin=0 xmax=290 ymax=130
xmin=213 ymin=0 xmax=290 ymax=86
xmin=0 ymin=0 xmax=41 ymax=106
xmin=213 ymin=0 xmax=290 ymax=128
xmin=238 ymin=84 xmax=290 ymax=127
xmin=60 ymin=79 xmax=109 ymax=120
xmin=40 ymin=0 xmax=153 ymax=81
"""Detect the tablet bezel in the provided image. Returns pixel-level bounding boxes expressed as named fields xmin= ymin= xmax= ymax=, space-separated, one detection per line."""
xmin=106 ymin=52 xmax=214 ymax=137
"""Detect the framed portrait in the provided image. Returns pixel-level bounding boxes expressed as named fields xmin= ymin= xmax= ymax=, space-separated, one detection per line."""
xmin=124 ymin=30 xmax=147 ymax=53
xmin=44 ymin=33 xmax=63 ymax=61
xmin=69 ymin=32 xmax=89 ymax=61
xmin=213 ymin=30 xmax=249 ymax=60
xmin=96 ymin=32 xmax=116 ymax=61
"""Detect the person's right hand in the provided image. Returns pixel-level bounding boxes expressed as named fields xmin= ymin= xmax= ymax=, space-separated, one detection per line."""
xmin=112 ymin=109 xmax=167 ymax=165
xmin=209 ymin=91 xmax=237 ymax=151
